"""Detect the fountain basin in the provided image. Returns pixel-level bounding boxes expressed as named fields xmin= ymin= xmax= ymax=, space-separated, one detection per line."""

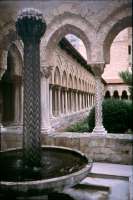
xmin=0 ymin=145 xmax=92 ymax=196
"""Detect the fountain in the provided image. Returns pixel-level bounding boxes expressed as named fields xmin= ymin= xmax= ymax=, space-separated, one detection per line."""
xmin=0 ymin=8 xmax=92 ymax=199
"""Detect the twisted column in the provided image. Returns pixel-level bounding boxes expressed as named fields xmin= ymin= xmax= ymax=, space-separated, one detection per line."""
xmin=91 ymin=63 xmax=107 ymax=134
xmin=16 ymin=8 xmax=46 ymax=167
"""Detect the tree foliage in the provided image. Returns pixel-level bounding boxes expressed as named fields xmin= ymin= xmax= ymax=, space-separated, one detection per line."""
xmin=119 ymin=70 xmax=132 ymax=98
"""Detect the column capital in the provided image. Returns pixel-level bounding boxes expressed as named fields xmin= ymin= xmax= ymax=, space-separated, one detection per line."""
xmin=41 ymin=65 xmax=53 ymax=78
xmin=90 ymin=62 xmax=105 ymax=76
xmin=53 ymin=85 xmax=61 ymax=90
xmin=49 ymin=83 xmax=54 ymax=89
xmin=16 ymin=8 xmax=46 ymax=42
xmin=64 ymin=87 xmax=68 ymax=92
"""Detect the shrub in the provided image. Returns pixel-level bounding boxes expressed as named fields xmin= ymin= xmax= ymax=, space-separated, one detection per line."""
xmin=88 ymin=99 xmax=132 ymax=133
xmin=66 ymin=119 xmax=89 ymax=133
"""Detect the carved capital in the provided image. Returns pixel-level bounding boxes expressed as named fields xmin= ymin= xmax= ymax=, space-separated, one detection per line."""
xmin=49 ymin=83 xmax=54 ymax=89
xmin=90 ymin=62 xmax=105 ymax=77
xmin=16 ymin=8 xmax=46 ymax=42
xmin=41 ymin=66 xmax=53 ymax=78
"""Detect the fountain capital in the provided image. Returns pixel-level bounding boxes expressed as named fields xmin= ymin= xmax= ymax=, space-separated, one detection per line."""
xmin=16 ymin=8 xmax=46 ymax=42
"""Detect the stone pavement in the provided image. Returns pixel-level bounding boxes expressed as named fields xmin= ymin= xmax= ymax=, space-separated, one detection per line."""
xmin=64 ymin=162 xmax=133 ymax=200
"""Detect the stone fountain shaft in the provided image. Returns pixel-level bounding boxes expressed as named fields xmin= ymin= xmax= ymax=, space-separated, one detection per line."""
xmin=23 ymin=39 xmax=41 ymax=167
xmin=16 ymin=9 xmax=46 ymax=167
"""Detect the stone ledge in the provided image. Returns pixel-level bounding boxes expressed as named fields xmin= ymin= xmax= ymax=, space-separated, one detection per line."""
xmin=1 ymin=132 xmax=133 ymax=165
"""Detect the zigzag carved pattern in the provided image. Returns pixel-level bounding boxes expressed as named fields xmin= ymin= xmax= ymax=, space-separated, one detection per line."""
xmin=23 ymin=42 xmax=41 ymax=167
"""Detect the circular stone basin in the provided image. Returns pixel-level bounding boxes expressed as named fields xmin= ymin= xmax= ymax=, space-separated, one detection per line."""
xmin=0 ymin=146 xmax=92 ymax=196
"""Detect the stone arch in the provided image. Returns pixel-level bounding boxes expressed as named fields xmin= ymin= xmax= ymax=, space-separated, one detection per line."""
xmin=81 ymin=80 xmax=84 ymax=91
xmin=0 ymin=43 xmax=23 ymax=124
xmin=40 ymin=14 xmax=93 ymax=66
xmin=102 ymin=16 xmax=132 ymax=64
xmin=121 ymin=90 xmax=128 ymax=100
xmin=7 ymin=43 xmax=23 ymax=76
xmin=89 ymin=2 xmax=132 ymax=64
xmin=0 ymin=25 xmax=23 ymax=78
xmin=113 ymin=90 xmax=119 ymax=99
xmin=85 ymin=82 xmax=87 ymax=92
xmin=88 ymin=83 xmax=90 ymax=92
xmin=62 ymin=70 xmax=67 ymax=87
xmin=54 ymin=66 xmax=61 ymax=85
xmin=74 ymin=76 xmax=77 ymax=90
xmin=78 ymin=78 xmax=81 ymax=90
xmin=68 ymin=74 xmax=73 ymax=89
xmin=105 ymin=91 xmax=111 ymax=99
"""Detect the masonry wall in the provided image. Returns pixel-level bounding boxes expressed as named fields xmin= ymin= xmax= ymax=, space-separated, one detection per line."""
xmin=1 ymin=132 xmax=132 ymax=165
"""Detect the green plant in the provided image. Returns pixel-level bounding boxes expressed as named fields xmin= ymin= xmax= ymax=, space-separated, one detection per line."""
xmin=88 ymin=99 xmax=132 ymax=133
xmin=119 ymin=70 xmax=132 ymax=98
xmin=66 ymin=119 xmax=89 ymax=132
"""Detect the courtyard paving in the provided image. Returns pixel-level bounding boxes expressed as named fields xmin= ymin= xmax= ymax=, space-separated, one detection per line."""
xmin=64 ymin=162 xmax=133 ymax=200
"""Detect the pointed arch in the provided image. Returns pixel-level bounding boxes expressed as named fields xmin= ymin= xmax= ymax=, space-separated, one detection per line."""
xmin=68 ymin=74 xmax=73 ymax=88
xmin=54 ymin=66 xmax=61 ymax=85
xmin=62 ymin=70 xmax=67 ymax=87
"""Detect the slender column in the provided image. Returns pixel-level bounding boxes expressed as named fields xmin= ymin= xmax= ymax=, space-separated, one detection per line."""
xmin=85 ymin=93 xmax=87 ymax=108
xmin=69 ymin=89 xmax=71 ymax=112
xmin=62 ymin=90 xmax=65 ymax=114
xmin=16 ymin=8 xmax=46 ymax=167
xmin=13 ymin=76 xmax=22 ymax=125
xmin=79 ymin=92 xmax=82 ymax=110
xmin=64 ymin=88 xmax=68 ymax=114
xmin=49 ymin=84 xmax=53 ymax=118
xmin=41 ymin=66 xmax=53 ymax=132
xmin=83 ymin=93 xmax=85 ymax=109
xmin=57 ymin=86 xmax=61 ymax=116
xmin=0 ymin=83 xmax=3 ymax=127
xmin=75 ymin=91 xmax=78 ymax=111
xmin=71 ymin=90 xmax=75 ymax=112
xmin=82 ymin=93 xmax=84 ymax=109
xmin=87 ymin=94 xmax=88 ymax=108
xmin=54 ymin=88 xmax=58 ymax=116
xmin=90 ymin=94 xmax=92 ymax=106
xmin=91 ymin=63 xmax=107 ymax=134
xmin=20 ymin=84 xmax=23 ymax=124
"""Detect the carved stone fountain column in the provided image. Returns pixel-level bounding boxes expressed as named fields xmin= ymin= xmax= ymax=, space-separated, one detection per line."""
xmin=16 ymin=8 xmax=46 ymax=167
xmin=91 ymin=63 xmax=107 ymax=134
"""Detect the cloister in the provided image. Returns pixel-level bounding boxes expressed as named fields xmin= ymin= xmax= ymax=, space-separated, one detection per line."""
xmin=0 ymin=0 xmax=132 ymax=135
xmin=0 ymin=1 xmax=132 ymax=199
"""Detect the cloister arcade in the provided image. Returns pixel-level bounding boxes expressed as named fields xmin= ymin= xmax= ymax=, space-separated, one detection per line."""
xmin=105 ymin=90 xmax=129 ymax=100
xmin=0 ymin=0 xmax=132 ymax=134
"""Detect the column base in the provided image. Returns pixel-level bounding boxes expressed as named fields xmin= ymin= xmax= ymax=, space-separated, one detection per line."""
xmin=92 ymin=126 xmax=107 ymax=134
xmin=41 ymin=126 xmax=54 ymax=135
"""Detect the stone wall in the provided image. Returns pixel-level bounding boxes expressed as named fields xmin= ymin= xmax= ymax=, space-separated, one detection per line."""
xmin=1 ymin=132 xmax=132 ymax=165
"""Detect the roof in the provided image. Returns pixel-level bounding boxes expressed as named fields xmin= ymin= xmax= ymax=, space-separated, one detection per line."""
xmin=59 ymin=37 xmax=94 ymax=75
xmin=104 ymin=78 xmax=124 ymax=84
